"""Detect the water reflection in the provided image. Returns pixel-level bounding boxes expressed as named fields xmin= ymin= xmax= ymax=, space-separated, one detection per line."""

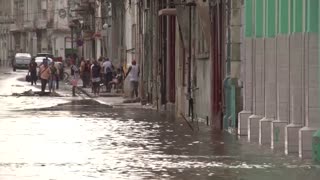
xmin=0 ymin=100 xmax=319 ymax=180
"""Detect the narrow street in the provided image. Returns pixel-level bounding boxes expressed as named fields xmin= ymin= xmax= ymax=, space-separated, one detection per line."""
xmin=0 ymin=68 xmax=319 ymax=180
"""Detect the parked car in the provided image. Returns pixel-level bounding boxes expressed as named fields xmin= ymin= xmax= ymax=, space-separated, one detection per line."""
xmin=35 ymin=57 xmax=53 ymax=67
xmin=35 ymin=53 xmax=54 ymax=59
xmin=12 ymin=53 xmax=32 ymax=71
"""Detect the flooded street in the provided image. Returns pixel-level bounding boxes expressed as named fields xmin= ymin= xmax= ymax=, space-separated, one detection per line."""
xmin=0 ymin=69 xmax=320 ymax=180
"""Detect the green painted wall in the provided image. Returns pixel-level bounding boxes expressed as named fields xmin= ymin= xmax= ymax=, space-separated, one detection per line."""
xmin=255 ymin=0 xmax=264 ymax=37
xmin=266 ymin=0 xmax=276 ymax=37
xmin=307 ymin=0 xmax=319 ymax=33
xmin=279 ymin=0 xmax=289 ymax=34
xmin=244 ymin=0 xmax=319 ymax=36
xmin=292 ymin=0 xmax=303 ymax=33
xmin=245 ymin=0 xmax=253 ymax=37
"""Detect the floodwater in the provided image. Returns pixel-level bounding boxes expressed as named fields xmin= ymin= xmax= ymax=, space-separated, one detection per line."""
xmin=0 ymin=69 xmax=320 ymax=180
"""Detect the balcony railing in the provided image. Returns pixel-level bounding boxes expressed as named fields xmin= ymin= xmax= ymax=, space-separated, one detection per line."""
xmin=36 ymin=19 xmax=47 ymax=29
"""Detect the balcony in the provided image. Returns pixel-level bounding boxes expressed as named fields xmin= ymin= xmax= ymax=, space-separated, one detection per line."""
xmin=9 ymin=24 xmax=18 ymax=32
xmin=36 ymin=19 xmax=47 ymax=29
xmin=23 ymin=21 xmax=34 ymax=30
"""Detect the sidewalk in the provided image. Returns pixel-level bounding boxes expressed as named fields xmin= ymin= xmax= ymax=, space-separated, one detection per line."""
xmin=54 ymin=66 xmax=152 ymax=108
xmin=77 ymin=86 xmax=145 ymax=108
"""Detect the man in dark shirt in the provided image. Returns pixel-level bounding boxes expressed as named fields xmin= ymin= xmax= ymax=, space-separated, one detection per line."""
xmin=28 ymin=58 xmax=38 ymax=85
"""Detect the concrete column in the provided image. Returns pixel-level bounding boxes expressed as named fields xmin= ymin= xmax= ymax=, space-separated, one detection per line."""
xmin=32 ymin=32 xmax=37 ymax=56
xmin=299 ymin=33 xmax=320 ymax=158
xmin=238 ymin=38 xmax=253 ymax=135
xmin=272 ymin=35 xmax=290 ymax=150
xmin=96 ymin=2 xmax=102 ymax=59
xmin=248 ymin=38 xmax=265 ymax=142
xmin=285 ymin=33 xmax=305 ymax=154
xmin=238 ymin=1 xmax=252 ymax=136
xmin=259 ymin=38 xmax=277 ymax=145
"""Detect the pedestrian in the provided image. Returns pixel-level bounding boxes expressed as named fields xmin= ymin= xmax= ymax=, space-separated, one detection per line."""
xmin=80 ymin=58 xmax=86 ymax=87
xmin=91 ymin=60 xmax=101 ymax=96
xmin=90 ymin=60 xmax=95 ymax=93
xmin=109 ymin=68 xmax=124 ymax=92
xmin=100 ymin=58 xmax=106 ymax=88
xmin=55 ymin=62 xmax=62 ymax=90
xmin=102 ymin=58 xmax=114 ymax=92
xmin=125 ymin=60 xmax=140 ymax=99
xmin=38 ymin=59 xmax=51 ymax=94
xmin=28 ymin=58 xmax=38 ymax=85
xmin=70 ymin=60 xmax=80 ymax=97
xmin=82 ymin=59 xmax=91 ymax=88
xmin=48 ymin=61 xmax=59 ymax=94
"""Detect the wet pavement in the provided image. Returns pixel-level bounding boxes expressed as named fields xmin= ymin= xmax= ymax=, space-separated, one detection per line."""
xmin=0 ymin=68 xmax=320 ymax=180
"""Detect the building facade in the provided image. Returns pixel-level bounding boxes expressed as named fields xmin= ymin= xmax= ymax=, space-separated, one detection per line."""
xmin=8 ymin=0 xmax=70 ymax=59
xmin=0 ymin=0 xmax=14 ymax=66
xmin=238 ymin=0 xmax=320 ymax=159
xmin=116 ymin=0 xmax=320 ymax=160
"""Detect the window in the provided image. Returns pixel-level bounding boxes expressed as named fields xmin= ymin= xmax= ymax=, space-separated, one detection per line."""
xmin=132 ymin=24 xmax=136 ymax=49
xmin=196 ymin=15 xmax=208 ymax=58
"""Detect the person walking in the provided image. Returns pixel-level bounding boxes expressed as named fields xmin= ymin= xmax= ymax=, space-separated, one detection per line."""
xmin=82 ymin=59 xmax=91 ymax=88
xmin=70 ymin=60 xmax=80 ymax=97
xmin=28 ymin=58 xmax=38 ymax=85
xmin=102 ymin=58 xmax=114 ymax=92
xmin=48 ymin=62 xmax=59 ymax=94
xmin=38 ymin=59 xmax=51 ymax=94
xmin=56 ymin=62 xmax=63 ymax=89
xmin=91 ymin=60 xmax=102 ymax=97
xmin=125 ymin=60 xmax=140 ymax=99
xmin=80 ymin=58 xmax=86 ymax=87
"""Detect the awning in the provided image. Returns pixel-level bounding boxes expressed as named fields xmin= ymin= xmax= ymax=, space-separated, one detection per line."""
xmin=158 ymin=8 xmax=177 ymax=16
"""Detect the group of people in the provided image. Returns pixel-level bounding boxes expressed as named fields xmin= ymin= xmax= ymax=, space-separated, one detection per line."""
xmin=28 ymin=58 xmax=63 ymax=95
xmin=27 ymin=56 xmax=140 ymax=98
xmin=76 ymin=57 xmax=123 ymax=97
xmin=70 ymin=57 xmax=140 ymax=98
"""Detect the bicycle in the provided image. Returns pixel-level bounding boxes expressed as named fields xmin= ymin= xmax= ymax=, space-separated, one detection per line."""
xmin=62 ymin=72 xmax=70 ymax=82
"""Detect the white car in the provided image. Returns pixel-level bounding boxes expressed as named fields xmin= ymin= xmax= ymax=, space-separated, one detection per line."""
xmin=13 ymin=53 xmax=31 ymax=71
xmin=35 ymin=57 xmax=53 ymax=67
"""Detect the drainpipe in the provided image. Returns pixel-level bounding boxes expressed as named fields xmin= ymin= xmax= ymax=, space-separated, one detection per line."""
xmin=188 ymin=5 xmax=193 ymax=118
xmin=226 ymin=0 xmax=231 ymax=77
xmin=223 ymin=0 xmax=232 ymax=130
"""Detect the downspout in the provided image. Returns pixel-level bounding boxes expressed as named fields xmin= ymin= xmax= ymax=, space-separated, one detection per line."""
xmin=188 ymin=5 xmax=193 ymax=119
xmin=223 ymin=0 xmax=232 ymax=130
xmin=156 ymin=2 xmax=160 ymax=111
xmin=226 ymin=0 xmax=231 ymax=79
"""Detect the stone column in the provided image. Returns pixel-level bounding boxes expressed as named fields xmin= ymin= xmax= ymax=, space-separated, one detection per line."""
xmin=238 ymin=38 xmax=253 ymax=136
xmin=272 ymin=35 xmax=290 ymax=150
xmin=32 ymin=32 xmax=37 ymax=56
xmin=299 ymin=33 xmax=319 ymax=158
xmin=259 ymin=38 xmax=277 ymax=145
xmin=248 ymin=38 xmax=265 ymax=142
xmin=299 ymin=0 xmax=320 ymax=159
xmin=95 ymin=1 xmax=102 ymax=59
xmin=238 ymin=1 xmax=252 ymax=136
xmin=285 ymin=33 xmax=305 ymax=154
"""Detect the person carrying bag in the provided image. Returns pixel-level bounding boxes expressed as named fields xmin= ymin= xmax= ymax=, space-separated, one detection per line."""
xmin=38 ymin=59 xmax=51 ymax=94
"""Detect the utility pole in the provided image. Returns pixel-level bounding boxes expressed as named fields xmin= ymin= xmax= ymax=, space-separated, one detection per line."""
xmin=187 ymin=2 xmax=196 ymax=119
xmin=95 ymin=1 xmax=102 ymax=60
xmin=71 ymin=25 xmax=74 ymax=63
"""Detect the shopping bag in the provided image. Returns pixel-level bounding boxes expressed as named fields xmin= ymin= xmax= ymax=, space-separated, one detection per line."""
xmin=26 ymin=73 xmax=31 ymax=82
